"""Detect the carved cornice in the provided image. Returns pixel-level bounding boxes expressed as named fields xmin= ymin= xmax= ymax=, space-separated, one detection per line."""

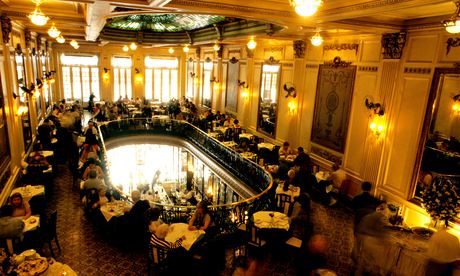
xmin=323 ymin=56 xmax=351 ymax=68
xmin=446 ymin=38 xmax=460 ymax=56
xmin=324 ymin=43 xmax=359 ymax=55
xmin=282 ymin=63 xmax=293 ymax=68
xmin=24 ymin=29 xmax=31 ymax=49
xmin=403 ymin=67 xmax=431 ymax=74
xmin=358 ymin=66 xmax=378 ymax=72
xmin=171 ymin=0 xmax=292 ymax=17
xmin=229 ymin=56 xmax=239 ymax=64
xmin=0 ymin=15 xmax=12 ymax=44
xmin=265 ymin=56 xmax=279 ymax=65
xmin=381 ymin=31 xmax=406 ymax=59
xmin=293 ymin=40 xmax=306 ymax=59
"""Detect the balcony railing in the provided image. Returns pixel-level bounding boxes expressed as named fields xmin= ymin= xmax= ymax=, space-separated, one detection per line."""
xmin=96 ymin=117 xmax=273 ymax=233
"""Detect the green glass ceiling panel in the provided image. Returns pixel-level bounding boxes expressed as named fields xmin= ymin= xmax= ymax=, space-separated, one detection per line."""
xmin=107 ymin=14 xmax=226 ymax=32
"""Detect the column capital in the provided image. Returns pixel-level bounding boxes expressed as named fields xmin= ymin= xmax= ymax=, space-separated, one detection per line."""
xmin=1 ymin=15 xmax=12 ymax=44
xmin=293 ymin=40 xmax=306 ymax=59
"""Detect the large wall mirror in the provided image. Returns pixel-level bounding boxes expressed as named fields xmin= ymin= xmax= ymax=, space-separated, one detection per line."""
xmin=412 ymin=67 xmax=460 ymax=203
xmin=257 ymin=59 xmax=280 ymax=137
xmin=202 ymin=57 xmax=213 ymax=109
xmin=14 ymin=44 xmax=32 ymax=150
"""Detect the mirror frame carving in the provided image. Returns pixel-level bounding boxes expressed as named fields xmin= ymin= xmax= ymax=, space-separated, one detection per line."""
xmin=410 ymin=67 xmax=460 ymax=202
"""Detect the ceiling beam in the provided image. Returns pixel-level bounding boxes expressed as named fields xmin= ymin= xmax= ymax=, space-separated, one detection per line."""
xmin=148 ymin=0 xmax=173 ymax=7
xmin=86 ymin=1 xmax=112 ymax=41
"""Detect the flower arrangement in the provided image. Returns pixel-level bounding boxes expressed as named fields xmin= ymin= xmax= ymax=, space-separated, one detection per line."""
xmin=421 ymin=176 xmax=460 ymax=226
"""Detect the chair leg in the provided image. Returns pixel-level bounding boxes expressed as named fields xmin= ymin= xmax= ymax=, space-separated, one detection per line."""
xmin=48 ymin=242 xmax=56 ymax=258
xmin=55 ymin=237 xmax=62 ymax=252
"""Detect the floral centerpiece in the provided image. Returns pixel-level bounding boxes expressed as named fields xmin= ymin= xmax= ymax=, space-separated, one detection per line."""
xmin=421 ymin=176 xmax=460 ymax=227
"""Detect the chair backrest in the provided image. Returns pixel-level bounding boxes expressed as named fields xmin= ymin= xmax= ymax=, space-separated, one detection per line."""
xmin=149 ymin=244 xmax=168 ymax=265
xmin=42 ymin=210 xmax=57 ymax=241
xmin=275 ymin=193 xmax=292 ymax=215
xmin=84 ymin=188 xmax=99 ymax=210
xmin=247 ymin=224 xmax=264 ymax=247
xmin=340 ymin=179 xmax=352 ymax=196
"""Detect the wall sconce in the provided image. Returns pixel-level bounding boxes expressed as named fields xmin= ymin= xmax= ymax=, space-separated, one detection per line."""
xmin=238 ymin=80 xmax=249 ymax=89
xmin=13 ymin=92 xmax=19 ymax=99
xmin=134 ymin=68 xmax=143 ymax=83
xmin=16 ymin=105 xmax=28 ymax=117
xmin=190 ymin=72 xmax=196 ymax=78
xmin=365 ymin=97 xmax=385 ymax=137
xmin=241 ymin=88 xmax=249 ymax=100
xmin=103 ymin=67 xmax=110 ymax=81
xmin=210 ymin=77 xmax=219 ymax=83
xmin=453 ymin=94 xmax=460 ymax=114
xmin=288 ymin=101 xmax=297 ymax=113
xmin=283 ymin=83 xmax=297 ymax=98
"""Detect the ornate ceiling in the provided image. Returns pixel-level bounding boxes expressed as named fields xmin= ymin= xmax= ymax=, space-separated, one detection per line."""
xmin=0 ymin=0 xmax=457 ymax=46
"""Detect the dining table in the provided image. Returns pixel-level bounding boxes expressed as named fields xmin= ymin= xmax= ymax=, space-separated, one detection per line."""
xmin=221 ymin=141 xmax=237 ymax=148
xmin=23 ymin=215 xmax=40 ymax=233
xmin=11 ymin=185 xmax=45 ymax=203
xmin=99 ymin=201 xmax=132 ymax=222
xmin=253 ymin=211 xmax=290 ymax=231
xmin=239 ymin=133 xmax=254 ymax=140
xmin=165 ymin=223 xmax=205 ymax=251
xmin=275 ymin=182 xmax=300 ymax=202
xmin=240 ymin=151 xmax=257 ymax=161
xmin=214 ymin=126 xmax=230 ymax=134
xmin=258 ymin=142 xmax=276 ymax=151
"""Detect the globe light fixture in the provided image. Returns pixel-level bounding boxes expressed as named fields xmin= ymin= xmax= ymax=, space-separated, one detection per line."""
xmin=443 ymin=1 xmax=460 ymax=34
xmin=213 ymin=43 xmax=220 ymax=51
xmin=183 ymin=45 xmax=190 ymax=53
xmin=56 ymin=35 xmax=65 ymax=44
xmin=70 ymin=40 xmax=79 ymax=49
xmin=47 ymin=23 xmax=60 ymax=38
xmin=129 ymin=42 xmax=137 ymax=50
xmin=311 ymin=32 xmax=323 ymax=46
xmin=289 ymin=0 xmax=322 ymax=17
xmin=247 ymin=37 xmax=257 ymax=50
xmin=28 ymin=3 xmax=49 ymax=26
xmin=168 ymin=47 xmax=174 ymax=54
xmin=123 ymin=45 xmax=129 ymax=52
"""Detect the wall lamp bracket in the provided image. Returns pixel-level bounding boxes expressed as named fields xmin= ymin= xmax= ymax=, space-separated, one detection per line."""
xmin=190 ymin=72 xmax=196 ymax=78
xmin=238 ymin=80 xmax=248 ymax=88
xmin=210 ymin=77 xmax=219 ymax=83
xmin=103 ymin=67 xmax=110 ymax=74
xmin=135 ymin=68 xmax=141 ymax=74
xmin=365 ymin=98 xmax=384 ymax=116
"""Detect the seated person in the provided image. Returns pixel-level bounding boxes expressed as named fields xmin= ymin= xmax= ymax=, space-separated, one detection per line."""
xmin=223 ymin=117 xmax=233 ymax=127
xmin=150 ymin=224 xmax=186 ymax=270
xmin=279 ymin=141 xmax=296 ymax=161
xmin=27 ymin=144 xmax=50 ymax=173
xmin=126 ymin=190 xmax=150 ymax=223
xmin=283 ymin=169 xmax=297 ymax=191
xmin=80 ymin=121 xmax=100 ymax=162
xmin=146 ymin=207 xmax=164 ymax=233
xmin=91 ymin=186 xmax=110 ymax=209
xmin=329 ymin=162 xmax=347 ymax=191
xmin=37 ymin=118 xmax=53 ymax=146
xmin=0 ymin=205 xmax=25 ymax=241
xmin=82 ymin=170 xmax=104 ymax=191
xmin=188 ymin=201 xmax=211 ymax=231
xmin=294 ymin=147 xmax=310 ymax=168
xmin=233 ymin=119 xmax=241 ymax=129
xmin=82 ymin=158 xmax=104 ymax=180
xmin=290 ymin=193 xmax=313 ymax=239
xmin=355 ymin=202 xmax=389 ymax=237
xmin=9 ymin=193 xmax=31 ymax=219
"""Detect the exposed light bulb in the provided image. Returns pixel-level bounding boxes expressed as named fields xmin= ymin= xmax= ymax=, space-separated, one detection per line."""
xmin=70 ymin=40 xmax=78 ymax=47
xmin=183 ymin=45 xmax=190 ymax=53
xmin=370 ymin=122 xmax=377 ymax=130
xmin=47 ymin=23 xmax=60 ymax=38
xmin=213 ymin=43 xmax=220 ymax=51
xmin=311 ymin=32 xmax=323 ymax=46
xmin=168 ymin=47 xmax=174 ymax=54
xmin=28 ymin=4 xmax=49 ymax=26
xmin=247 ymin=38 xmax=257 ymax=50
xmin=446 ymin=20 xmax=460 ymax=33
xmin=290 ymin=0 xmax=322 ymax=16
xmin=130 ymin=42 xmax=137 ymax=50
xmin=56 ymin=35 xmax=65 ymax=44
xmin=123 ymin=45 xmax=129 ymax=52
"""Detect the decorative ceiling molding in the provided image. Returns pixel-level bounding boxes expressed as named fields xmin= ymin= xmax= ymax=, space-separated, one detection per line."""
xmin=324 ymin=56 xmax=352 ymax=68
xmin=170 ymin=0 xmax=292 ymax=17
xmin=324 ymin=43 xmax=359 ymax=55
xmin=293 ymin=40 xmax=306 ymax=59
xmin=0 ymin=15 xmax=12 ymax=44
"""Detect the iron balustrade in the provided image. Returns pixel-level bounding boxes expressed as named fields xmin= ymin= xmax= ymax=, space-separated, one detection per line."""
xmin=96 ymin=117 xmax=273 ymax=233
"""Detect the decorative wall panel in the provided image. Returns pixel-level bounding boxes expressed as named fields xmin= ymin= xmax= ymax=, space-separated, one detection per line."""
xmin=405 ymin=36 xmax=437 ymax=63
xmin=360 ymin=40 xmax=381 ymax=62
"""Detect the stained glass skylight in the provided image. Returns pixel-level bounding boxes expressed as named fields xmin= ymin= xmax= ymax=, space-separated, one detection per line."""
xmin=106 ymin=14 xmax=226 ymax=32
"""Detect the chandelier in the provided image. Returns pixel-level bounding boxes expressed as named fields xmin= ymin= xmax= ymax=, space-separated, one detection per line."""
xmin=28 ymin=1 xmax=49 ymax=26
xmin=56 ymin=35 xmax=65 ymax=43
xmin=183 ymin=45 xmax=190 ymax=53
xmin=443 ymin=1 xmax=460 ymax=34
xmin=129 ymin=42 xmax=137 ymax=50
xmin=311 ymin=32 xmax=323 ymax=46
xmin=123 ymin=45 xmax=129 ymax=52
xmin=213 ymin=43 xmax=220 ymax=51
xmin=168 ymin=47 xmax=174 ymax=54
xmin=47 ymin=23 xmax=60 ymax=38
xmin=247 ymin=37 xmax=257 ymax=50
xmin=290 ymin=0 xmax=322 ymax=17
xmin=70 ymin=40 xmax=79 ymax=49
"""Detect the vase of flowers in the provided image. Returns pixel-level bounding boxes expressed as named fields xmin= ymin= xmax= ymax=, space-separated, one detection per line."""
xmin=421 ymin=175 xmax=460 ymax=227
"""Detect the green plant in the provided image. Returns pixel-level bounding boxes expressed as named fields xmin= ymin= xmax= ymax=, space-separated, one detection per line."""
xmin=421 ymin=176 xmax=460 ymax=226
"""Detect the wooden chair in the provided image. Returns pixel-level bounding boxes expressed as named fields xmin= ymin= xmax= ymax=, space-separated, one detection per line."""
xmin=275 ymin=193 xmax=292 ymax=215
xmin=41 ymin=210 xmax=61 ymax=258
xmin=147 ymin=244 xmax=168 ymax=275
xmin=247 ymin=224 xmax=266 ymax=249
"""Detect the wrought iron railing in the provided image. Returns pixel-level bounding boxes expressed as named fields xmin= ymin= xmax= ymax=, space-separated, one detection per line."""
xmin=96 ymin=118 xmax=273 ymax=233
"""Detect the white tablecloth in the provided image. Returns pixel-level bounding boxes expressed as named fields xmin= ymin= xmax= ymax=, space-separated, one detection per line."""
xmin=258 ymin=142 xmax=275 ymax=151
xmin=221 ymin=141 xmax=237 ymax=148
xmin=239 ymin=133 xmax=254 ymax=140
xmin=11 ymin=185 xmax=45 ymax=202
xmin=240 ymin=152 xmax=257 ymax=161
xmin=165 ymin=223 xmax=205 ymax=251
xmin=100 ymin=201 xmax=131 ymax=222
xmin=275 ymin=183 xmax=300 ymax=202
xmin=253 ymin=211 xmax=290 ymax=231
xmin=315 ymin=171 xmax=330 ymax=182
xmin=214 ymin=126 xmax=229 ymax=134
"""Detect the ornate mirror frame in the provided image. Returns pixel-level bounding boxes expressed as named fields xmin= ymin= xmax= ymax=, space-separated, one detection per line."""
xmin=410 ymin=67 xmax=460 ymax=203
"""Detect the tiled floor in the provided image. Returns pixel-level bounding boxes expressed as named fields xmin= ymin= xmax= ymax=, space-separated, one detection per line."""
xmin=43 ymin=164 xmax=354 ymax=276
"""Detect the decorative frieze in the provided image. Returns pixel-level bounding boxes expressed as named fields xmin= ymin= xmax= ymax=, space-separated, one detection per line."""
xmin=403 ymin=67 xmax=432 ymax=74
xmin=324 ymin=43 xmax=359 ymax=55
xmin=323 ymin=56 xmax=352 ymax=68
xmin=0 ymin=15 xmax=11 ymax=44
xmin=306 ymin=64 xmax=319 ymax=69
xmin=229 ymin=56 xmax=239 ymax=64
xmin=266 ymin=56 xmax=279 ymax=64
xmin=311 ymin=145 xmax=342 ymax=164
xmin=446 ymin=38 xmax=460 ymax=55
xmin=358 ymin=66 xmax=378 ymax=72
xmin=293 ymin=40 xmax=306 ymax=59
xmin=381 ymin=31 xmax=406 ymax=59
xmin=282 ymin=63 xmax=293 ymax=68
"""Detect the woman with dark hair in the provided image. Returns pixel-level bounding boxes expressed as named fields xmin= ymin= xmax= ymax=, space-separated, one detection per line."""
xmin=147 ymin=207 xmax=164 ymax=233
xmin=188 ymin=200 xmax=211 ymax=231
xmin=10 ymin=193 xmax=31 ymax=219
